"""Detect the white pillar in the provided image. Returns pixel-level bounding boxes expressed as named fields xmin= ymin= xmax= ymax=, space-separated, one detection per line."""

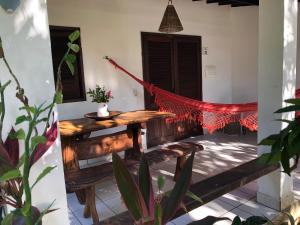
xmin=257 ymin=0 xmax=298 ymax=211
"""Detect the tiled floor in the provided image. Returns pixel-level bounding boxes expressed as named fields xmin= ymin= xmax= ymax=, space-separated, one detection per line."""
xmin=67 ymin=132 xmax=297 ymax=225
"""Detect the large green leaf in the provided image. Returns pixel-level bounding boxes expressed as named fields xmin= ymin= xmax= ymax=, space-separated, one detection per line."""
xmin=162 ymin=151 xmax=195 ymax=224
xmin=245 ymin=216 xmax=268 ymax=225
xmin=188 ymin=216 xmax=231 ymax=225
xmin=0 ymin=143 xmax=14 ymax=176
xmin=9 ymin=129 xmax=25 ymax=140
xmin=112 ymin=153 xmax=149 ymax=221
xmin=0 ymin=168 xmax=21 ymax=182
xmin=231 ymin=216 xmax=242 ymax=225
xmin=31 ymin=135 xmax=47 ymax=151
xmin=138 ymin=154 xmax=155 ymax=218
xmin=65 ymin=60 xmax=75 ymax=75
xmin=31 ymin=166 xmax=57 ymax=189
xmin=67 ymin=43 xmax=80 ymax=53
xmin=1 ymin=212 xmax=13 ymax=225
xmin=68 ymin=30 xmax=80 ymax=43
xmin=154 ymin=202 xmax=162 ymax=225
xmin=275 ymin=105 xmax=300 ymax=113
xmin=157 ymin=175 xmax=166 ymax=193
xmin=285 ymin=98 xmax=300 ymax=105
xmin=0 ymin=80 xmax=11 ymax=93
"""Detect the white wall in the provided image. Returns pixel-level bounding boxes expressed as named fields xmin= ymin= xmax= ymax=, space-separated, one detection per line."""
xmin=0 ymin=0 xmax=69 ymax=224
xmin=231 ymin=7 xmax=259 ymax=103
xmin=47 ymin=0 xmax=234 ymax=121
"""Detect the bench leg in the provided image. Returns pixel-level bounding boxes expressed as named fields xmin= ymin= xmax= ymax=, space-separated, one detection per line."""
xmin=174 ymin=156 xmax=186 ymax=182
xmin=76 ymin=191 xmax=86 ymax=205
xmin=83 ymin=186 xmax=99 ymax=224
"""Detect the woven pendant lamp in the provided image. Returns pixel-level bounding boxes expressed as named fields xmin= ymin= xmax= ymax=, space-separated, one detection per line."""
xmin=159 ymin=0 xmax=183 ymax=33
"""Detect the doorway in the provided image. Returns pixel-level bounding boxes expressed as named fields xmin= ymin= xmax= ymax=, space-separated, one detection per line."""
xmin=141 ymin=32 xmax=203 ymax=147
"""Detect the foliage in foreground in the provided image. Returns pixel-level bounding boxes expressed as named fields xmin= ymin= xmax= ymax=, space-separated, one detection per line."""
xmin=0 ymin=30 xmax=80 ymax=225
xmin=112 ymin=151 xmax=199 ymax=225
xmin=259 ymin=98 xmax=300 ymax=175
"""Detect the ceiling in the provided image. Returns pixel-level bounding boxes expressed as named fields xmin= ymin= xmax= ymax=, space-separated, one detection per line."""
xmin=192 ymin=0 xmax=259 ymax=7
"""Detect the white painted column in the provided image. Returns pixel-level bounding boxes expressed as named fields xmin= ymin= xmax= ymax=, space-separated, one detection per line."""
xmin=257 ymin=0 xmax=298 ymax=211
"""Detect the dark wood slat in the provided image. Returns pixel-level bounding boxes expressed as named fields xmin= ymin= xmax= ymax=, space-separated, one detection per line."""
xmin=99 ymin=158 xmax=279 ymax=224
xmin=76 ymin=130 xmax=136 ymax=160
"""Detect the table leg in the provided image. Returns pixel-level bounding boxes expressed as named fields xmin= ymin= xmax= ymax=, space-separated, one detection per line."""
xmin=61 ymin=137 xmax=86 ymax=204
xmin=125 ymin=123 xmax=142 ymax=160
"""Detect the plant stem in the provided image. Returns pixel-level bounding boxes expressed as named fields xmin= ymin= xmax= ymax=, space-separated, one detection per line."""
xmin=2 ymin=56 xmax=38 ymax=135
xmin=23 ymin=120 xmax=35 ymax=225
xmin=43 ymin=48 xmax=70 ymax=134
xmin=0 ymin=82 xmax=5 ymax=144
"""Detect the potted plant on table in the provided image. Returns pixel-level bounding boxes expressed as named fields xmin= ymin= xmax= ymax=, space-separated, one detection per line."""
xmin=87 ymin=85 xmax=113 ymax=117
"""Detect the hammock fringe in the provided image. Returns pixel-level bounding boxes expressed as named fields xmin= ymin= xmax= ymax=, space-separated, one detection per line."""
xmin=106 ymin=57 xmax=298 ymax=133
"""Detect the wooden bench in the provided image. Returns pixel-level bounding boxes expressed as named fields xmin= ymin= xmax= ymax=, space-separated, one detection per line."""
xmin=147 ymin=142 xmax=204 ymax=181
xmin=64 ymin=141 xmax=203 ymax=224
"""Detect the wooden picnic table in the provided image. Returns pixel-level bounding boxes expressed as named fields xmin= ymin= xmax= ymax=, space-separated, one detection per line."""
xmin=59 ymin=110 xmax=175 ymax=223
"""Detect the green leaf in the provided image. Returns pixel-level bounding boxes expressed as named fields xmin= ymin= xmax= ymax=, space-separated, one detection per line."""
xmin=112 ymin=153 xmax=149 ymax=221
xmin=231 ymin=216 xmax=242 ymax=225
xmin=65 ymin=60 xmax=75 ymax=75
xmin=245 ymin=216 xmax=268 ymax=225
xmin=9 ymin=129 xmax=25 ymax=140
xmin=157 ymin=175 xmax=166 ymax=192
xmin=31 ymin=135 xmax=47 ymax=150
xmin=138 ymin=154 xmax=155 ymax=217
xmin=285 ymin=98 xmax=300 ymax=105
xmin=0 ymin=169 xmax=21 ymax=182
xmin=68 ymin=30 xmax=80 ymax=43
xmin=65 ymin=54 xmax=76 ymax=63
xmin=258 ymin=134 xmax=280 ymax=146
xmin=186 ymin=191 xmax=203 ymax=204
xmin=0 ymin=80 xmax=11 ymax=93
xmin=31 ymin=166 xmax=57 ymax=190
xmin=21 ymin=201 xmax=31 ymax=217
xmin=15 ymin=115 xmax=29 ymax=125
xmin=19 ymin=105 xmax=37 ymax=114
xmin=154 ymin=202 xmax=162 ymax=225
xmin=67 ymin=43 xmax=80 ymax=53
xmin=1 ymin=212 xmax=14 ymax=225
xmin=55 ymin=91 xmax=63 ymax=104
xmin=275 ymin=105 xmax=300 ymax=113
xmin=162 ymin=151 xmax=195 ymax=224
xmin=34 ymin=200 xmax=56 ymax=225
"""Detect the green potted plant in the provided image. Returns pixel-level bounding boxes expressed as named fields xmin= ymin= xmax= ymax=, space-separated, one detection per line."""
xmin=87 ymin=85 xmax=113 ymax=117
xmin=0 ymin=30 xmax=80 ymax=225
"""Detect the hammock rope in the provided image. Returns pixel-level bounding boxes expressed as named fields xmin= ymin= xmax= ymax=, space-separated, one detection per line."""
xmin=105 ymin=57 xmax=299 ymax=133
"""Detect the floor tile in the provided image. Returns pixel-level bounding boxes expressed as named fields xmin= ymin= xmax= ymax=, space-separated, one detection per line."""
xmin=102 ymin=195 xmax=127 ymax=214
xmin=73 ymin=200 xmax=115 ymax=225
xmin=96 ymin=183 xmax=120 ymax=201
xmin=68 ymin=209 xmax=82 ymax=225
xmin=237 ymin=200 xmax=278 ymax=220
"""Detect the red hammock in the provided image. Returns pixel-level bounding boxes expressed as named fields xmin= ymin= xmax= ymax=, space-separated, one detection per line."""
xmin=106 ymin=57 xmax=300 ymax=133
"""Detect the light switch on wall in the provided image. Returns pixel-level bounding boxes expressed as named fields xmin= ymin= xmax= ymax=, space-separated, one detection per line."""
xmin=205 ymin=65 xmax=217 ymax=77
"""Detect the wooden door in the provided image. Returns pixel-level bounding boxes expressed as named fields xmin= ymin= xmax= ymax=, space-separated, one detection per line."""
xmin=142 ymin=33 xmax=203 ymax=147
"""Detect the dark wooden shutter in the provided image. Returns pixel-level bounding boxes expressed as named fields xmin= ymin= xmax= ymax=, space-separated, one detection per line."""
xmin=142 ymin=33 xmax=203 ymax=148
xmin=143 ymin=35 xmax=174 ymax=109
xmin=50 ymin=26 xmax=86 ymax=103
xmin=175 ymin=37 xmax=202 ymax=100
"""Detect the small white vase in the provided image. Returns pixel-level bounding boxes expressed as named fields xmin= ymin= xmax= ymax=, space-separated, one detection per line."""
xmin=97 ymin=103 xmax=109 ymax=117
